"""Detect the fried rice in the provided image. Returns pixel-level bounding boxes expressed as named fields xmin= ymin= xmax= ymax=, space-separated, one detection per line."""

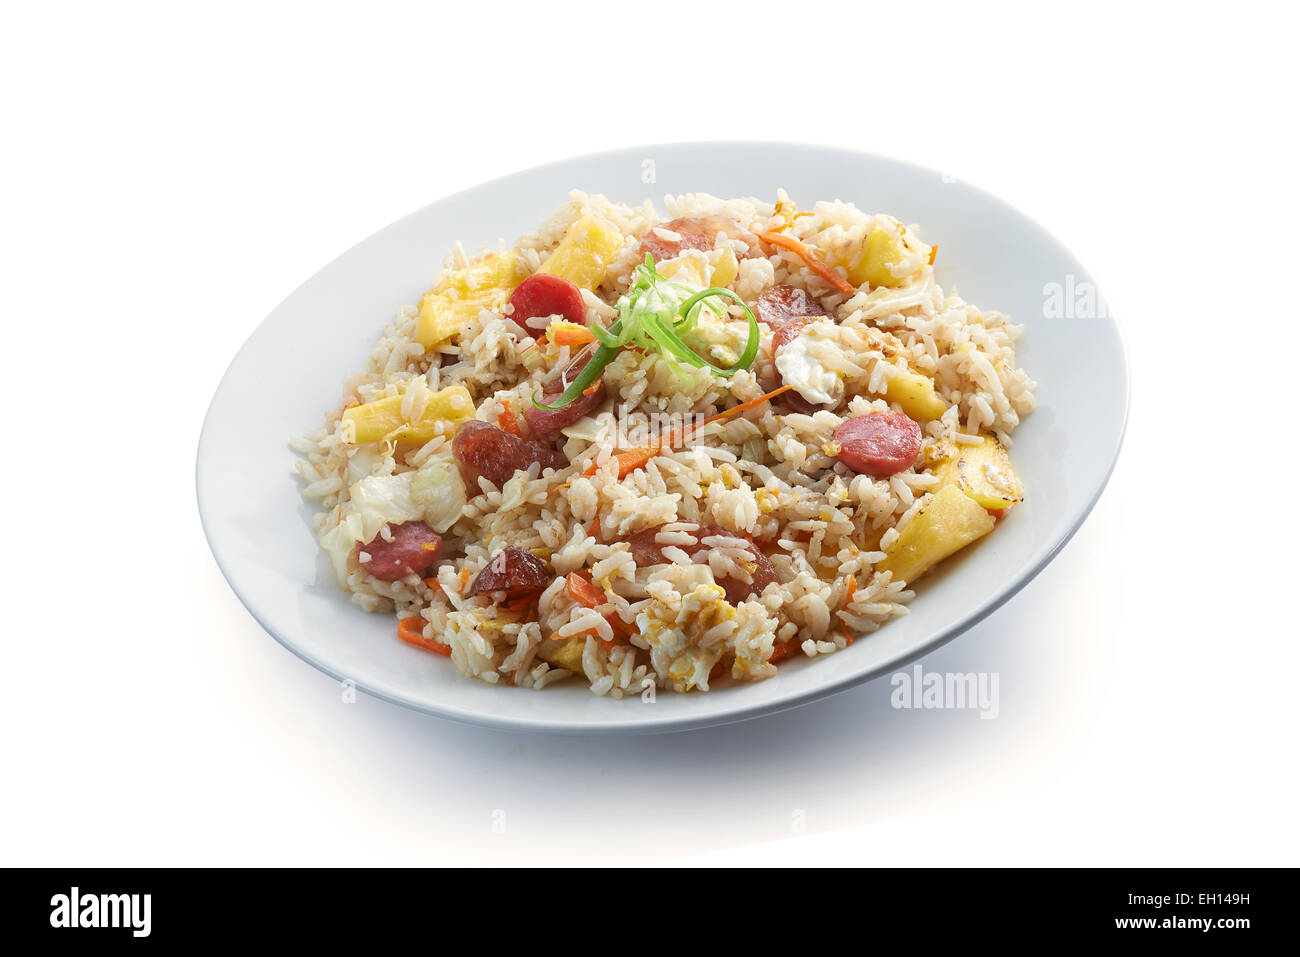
xmin=293 ymin=190 xmax=1036 ymax=696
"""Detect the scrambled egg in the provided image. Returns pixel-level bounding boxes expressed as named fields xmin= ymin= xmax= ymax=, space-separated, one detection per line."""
xmin=774 ymin=320 xmax=843 ymax=406
xmin=637 ymin=579 xmax=735 ymax=692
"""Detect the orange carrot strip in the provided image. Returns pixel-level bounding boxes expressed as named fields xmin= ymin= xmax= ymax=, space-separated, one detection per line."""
xmin=581 ymin=384 xmax=793 ymax=480
xmin=567 ymin=572 xmax=607 ymax=609
xmin=497 ymin=398 xmax=521 ymax=436
xmin=499 ymin=594 xmax=541 ymax=621
xmin=550 ymin=325 xmax=596 ymax=349
xmin=567 ymin=626 xmax=619 ymax=650
xmin=699 ymin=384 xmax=794 ymax=430
xmin=754 ymin=230 xmax=856 ymax=296
xmin=770 ymin=638 xmax=802 ymax=665
xmin=565 ymin=573 xmax=635 ymax=639
xmin=582 ymin=439 xmax=663 ymax=479
xmin=928 ymin=245 xmax=938 ymax=266
xmin=607 ymin=614 xmax=636 ymax=639
xmin=398 ymin=617 xmax=452 ymax=656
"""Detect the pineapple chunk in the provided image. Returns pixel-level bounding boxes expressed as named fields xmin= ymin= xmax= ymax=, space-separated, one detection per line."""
xmin=709 ymin=246 xmax=739 ymax=288
xmin=884 ymin=369 xmax=947 ymax=421
xmin=423 ymin=251 xmax=516 ymax=297
xmin=656 ymin=256 xmax=706 ymax=287
xmin=933 ymin=436 xmax=1023 ymax=511
xmin=416 ymin=297 xmax=492 ymax=349
xmin=416 ymin=252 xmax=518 ymax=349
xmin=844 ymin=227 xmax=908 ymax=288
xmin=649 ymin=247 xmax=737 ymax=290
xmin=877 ymin=484 xmax=995 ymax=584
xmin=539 ymin=636 xmax=586 ymax=673
xmin=537 ymin=215 xmax=623 ymax=290
xmin=343 ymin=384 xmax=475 ymax=444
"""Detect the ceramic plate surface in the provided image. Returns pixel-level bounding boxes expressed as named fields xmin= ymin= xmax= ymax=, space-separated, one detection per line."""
xmin=197 ymin=142 xmax=1127 ymax=734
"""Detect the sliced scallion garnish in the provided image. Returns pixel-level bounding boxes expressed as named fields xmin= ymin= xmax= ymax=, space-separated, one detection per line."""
xmin=530 ymin=253 xmax=760 ymax=410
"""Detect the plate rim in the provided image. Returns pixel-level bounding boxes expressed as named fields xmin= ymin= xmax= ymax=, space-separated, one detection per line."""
xmin=196 ymin=140 xmax=1130 ymax=736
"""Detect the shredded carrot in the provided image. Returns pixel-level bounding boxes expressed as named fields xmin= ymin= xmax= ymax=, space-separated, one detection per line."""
xmin=582 ymin=438 xmax=661 ymax=479
xmin=754 ymin=230 xmax=856 ymax=296
xmin=582 ymin=384 xmax=793 ymax=480
xmin=398 ymin=617 xmax=452 ymax=656
xmin=567 ymin=572 xmax=607 ymax=609
xmin=565 ymin=572 xmax=634 ymax=638
xmin=586 ymin=517 xmax=600 ymax=538
xmin=928 ymin=244 xmax=938 ymax=266
xmin=550 ymin=325 xmax=596 ymax=349
xmin=568 ymin=626 xmax=620 ymax=649
xmin=459 ymin=566 xmax=471 ymax=594
xmin=770 ymin=638 xmax=802 ymax=665
xmin=497 ymin=398 xmax=521 ymax=436
xmin=500 ymin=594 xmax=541 ymax=621
xmin=700 ymin=384 xmax=793 ymax=430
xmin=423 ymin=577 xmax=443 ymax=593
xmin=839 ymin=620 xmax=854 ymax=644
xmin=768 ymin=203 xmax=813 ymax=234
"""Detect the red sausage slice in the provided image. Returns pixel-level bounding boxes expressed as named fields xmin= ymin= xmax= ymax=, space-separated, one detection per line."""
xmin=357 ymin=521 xmax=443 ymax=581
xmin=523 ymin=344 xmax=608 ymax=437
xmin=637 ymin=217 xmax=757 ymax=263
xmin=759 ymin=285 xmax=834 ymax=414
xmin=755 ymin=284 xmax=829 ymax=328
xmin=452 ymin=420 xmax=566 ymax=490
xmin=507 ymin=273 xmax=586 ymax=338
xmin=466 ymin=546 xmax=552 ymax=600
xmin=833 ymin=412 xmax=923 ymax=477
xmin=628 ymin=522 xmax=777 ymax=603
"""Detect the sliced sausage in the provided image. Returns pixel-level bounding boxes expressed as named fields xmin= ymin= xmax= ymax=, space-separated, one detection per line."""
xmin=755 ymin=284 xmax=829 ymax=328
xmin=357 ymin=521 xmax=443 ymax=581
xmin=466 ymin=546 xmax=552 ymax=600
xmin=523 ymin=344 xmax=608 ymax=437
xmin=507 ymin=273 xmax=586 ymax=338
xmin=452 ymin=420 xmax=566 ymax=490
xmin=629 ymin=522 xmax=777 ymax=604
xmin=833 ymin=412 xmax=923 ymax=477
xmin=637 ymin=217 xmax=756 ymax=263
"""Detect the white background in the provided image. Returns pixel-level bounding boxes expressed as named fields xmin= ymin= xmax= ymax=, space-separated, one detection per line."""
xmin=3 ymin=1 xmax=1296 ymax=866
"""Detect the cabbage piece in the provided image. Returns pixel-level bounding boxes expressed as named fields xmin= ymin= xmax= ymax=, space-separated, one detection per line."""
xmin=318 ymin=472 xmax=429 ymax=586
xmin=320 ymin=513 xmax=365 ymax=585
xmin=349 ymin=473 xmax=423 ymax=544
xmin=409 ymin=455 xmax=467 ymax=534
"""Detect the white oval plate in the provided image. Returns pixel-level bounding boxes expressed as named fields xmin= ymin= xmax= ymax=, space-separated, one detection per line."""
xmin=198 ymin=142 xmax=1127 ymax=735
